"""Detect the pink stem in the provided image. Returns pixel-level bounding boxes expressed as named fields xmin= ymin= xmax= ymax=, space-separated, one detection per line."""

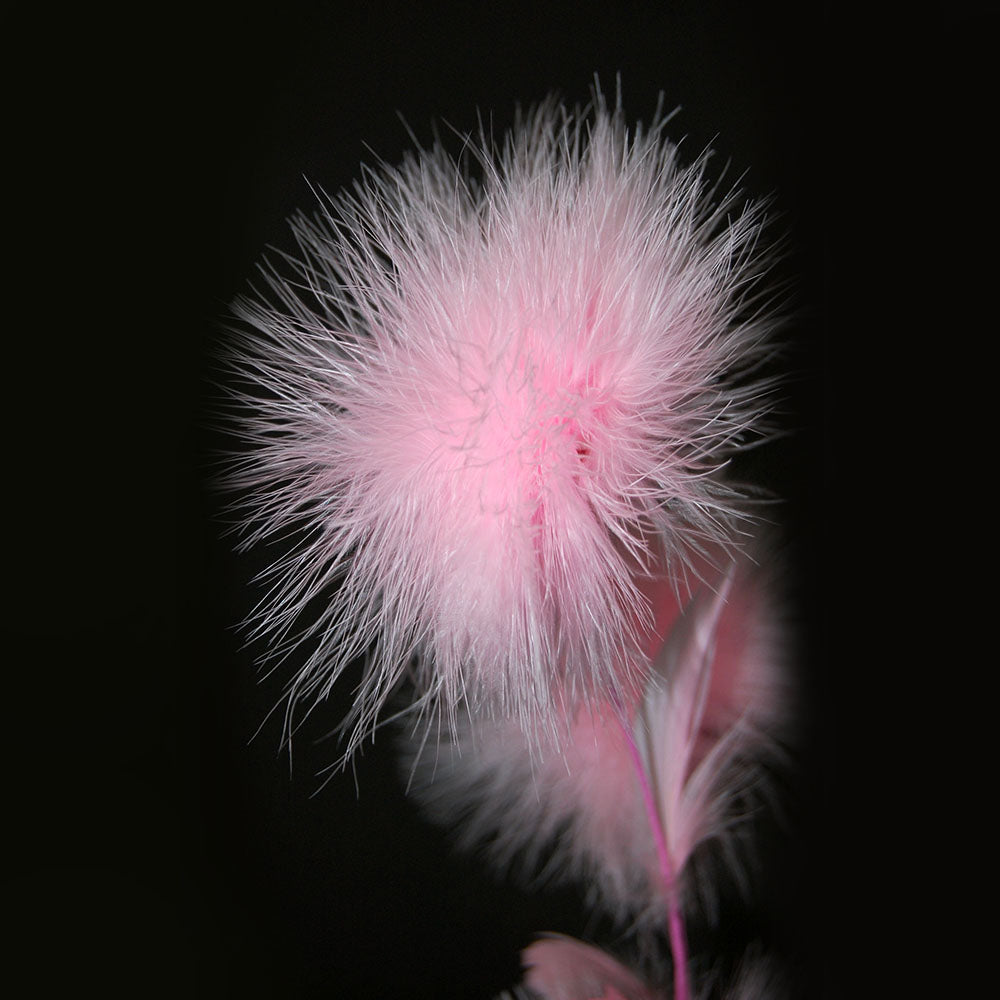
xmin=666 ymin=894 xmax=690 ymax=1000
xmin=617 ymin=708 xmax=690 ymax=1000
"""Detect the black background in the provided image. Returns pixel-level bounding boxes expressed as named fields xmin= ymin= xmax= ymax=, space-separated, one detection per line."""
xmin=10 ymin=2 xmax=834 ymax=996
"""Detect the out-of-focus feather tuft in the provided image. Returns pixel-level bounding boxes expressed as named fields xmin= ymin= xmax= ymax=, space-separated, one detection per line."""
xmin=220 ymin=87 xmax=782 ymax=756
xmin=408 ymin=545 xmax=788 ymax=930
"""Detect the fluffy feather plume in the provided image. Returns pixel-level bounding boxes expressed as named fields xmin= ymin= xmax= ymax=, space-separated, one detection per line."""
xmin=221 ymin=88 xmax=780 ymax=754
xmin=408 ymin=546 xmax=787 ymax=932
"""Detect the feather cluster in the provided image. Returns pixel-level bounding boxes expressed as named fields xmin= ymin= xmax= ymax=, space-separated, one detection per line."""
xmin=223 ymin=91 xmax=779 ymax=752
xmin=223 ymin=85 xmax=795 ymax=998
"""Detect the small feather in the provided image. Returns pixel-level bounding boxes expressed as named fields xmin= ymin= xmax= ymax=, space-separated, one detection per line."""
xmin=501 ymin=935 xmax=790 ymax=999
xmin=521 ymin=935 xmax=657 ymax=1000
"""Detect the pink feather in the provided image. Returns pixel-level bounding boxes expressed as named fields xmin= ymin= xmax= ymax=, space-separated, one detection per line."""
xmin=520 ymin=935 xmax=658 ymax=1000
xmin=500 ymin=934 xmax=787 ymax=999
xmin=221 ymin=88 xmax=781 ymax=756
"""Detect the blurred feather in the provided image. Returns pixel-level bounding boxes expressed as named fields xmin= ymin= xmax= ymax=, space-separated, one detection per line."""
xmin=407 ymin=543 xmax=788 ymax=933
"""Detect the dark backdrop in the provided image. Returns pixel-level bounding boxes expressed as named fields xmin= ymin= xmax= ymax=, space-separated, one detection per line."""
xmin=10 ymin=3 xmax=833 ymax=997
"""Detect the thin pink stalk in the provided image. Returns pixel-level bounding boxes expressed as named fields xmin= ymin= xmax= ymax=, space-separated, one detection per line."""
xmin=616 ymin=708 xmax=690 ymax=1000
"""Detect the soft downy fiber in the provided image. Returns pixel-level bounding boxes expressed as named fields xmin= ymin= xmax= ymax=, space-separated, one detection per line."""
xmin=220 ymin=86 xmax=782 ymax=757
